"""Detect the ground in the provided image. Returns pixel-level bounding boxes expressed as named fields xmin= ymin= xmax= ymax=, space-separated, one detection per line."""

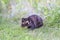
xmin=0 ymin=22 xmax=60 ymax=40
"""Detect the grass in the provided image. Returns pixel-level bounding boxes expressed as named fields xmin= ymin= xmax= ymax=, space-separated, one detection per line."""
xmin=0 ymin=22 xmax=60 ymax=40
xmin=0 ymin=0 xmax=60 ymax=40
xmin=0 ymin=7 xmax=60 ymax=40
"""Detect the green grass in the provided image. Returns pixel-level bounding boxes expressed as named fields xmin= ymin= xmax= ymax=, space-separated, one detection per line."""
xmin=0 ymin=0 xmax=60 ymax=40
xmin=0 ymin=7 xmax=60 ymax=40
xmin=0 ymin=22 xmax=60 ymax=40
